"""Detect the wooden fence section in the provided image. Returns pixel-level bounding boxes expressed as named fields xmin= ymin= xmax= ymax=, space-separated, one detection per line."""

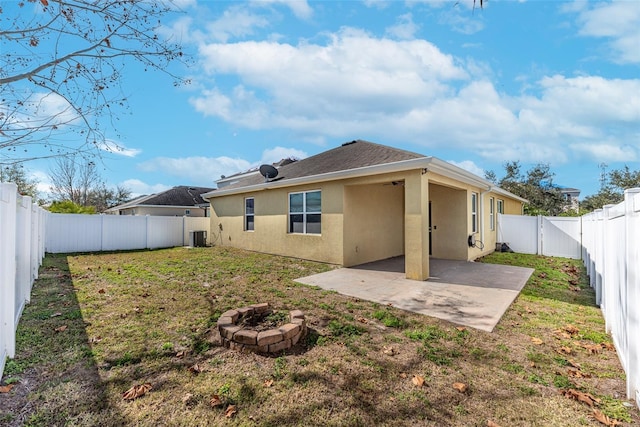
xmin=582 ymin=188 xmax=640 ymax=406
xmin=0 ymin=183 xmax=46 ymax=380
xmin=45 ymin=214 xmax=210 ymax=253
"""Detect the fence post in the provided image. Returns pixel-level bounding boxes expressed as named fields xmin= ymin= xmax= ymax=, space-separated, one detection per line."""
xmin=624 ymin=188 xmax=640 ymax=403
xmin=0 ymin=183 xmax=18 ymax=364
xmin=537 ymin=215 xmax=543 ymax=255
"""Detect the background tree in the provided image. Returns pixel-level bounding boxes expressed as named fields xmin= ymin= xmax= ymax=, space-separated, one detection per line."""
xmin=48 ymin=200 xmax=96 ymax=214
xmin=486 ymin=161 xmax=567 ymax=216
xmin=48 ymin=156 xmax=131 ymax=212
xmin=581 ymin=166 xmax=640 ymax=212
xmin=0 ymin=0 xmax=187 ymax=164
xmin=0 ymin=163 xmax=39 ymax=199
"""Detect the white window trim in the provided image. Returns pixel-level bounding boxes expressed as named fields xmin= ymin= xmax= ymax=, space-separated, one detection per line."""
xmin=244 ymin=197 xmax=254 ymax=231
xmin=497 ymin=199 xmax=504 ymax=215
xmin=489 ymin=197 xmax=495 ymax=231
xmin=288 ymin=190 xmax=321 ymax=234
xmin=471 ymin=192 xmax=478 ymax=234
xmin=185 ymin=209 xmax=191 ymax=216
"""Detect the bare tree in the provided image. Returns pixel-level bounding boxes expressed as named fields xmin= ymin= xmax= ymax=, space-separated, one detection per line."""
xmin=0 ymin=0 xmax=188 ymax=164
xmin=0 ymin=163 xmax=39 ymax=198
xmin=49 ymin=156 xmax=131 ymax=211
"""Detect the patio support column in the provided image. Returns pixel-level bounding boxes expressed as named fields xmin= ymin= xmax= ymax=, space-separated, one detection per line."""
xmin=404 ymin=170 xmax=429 ymax=281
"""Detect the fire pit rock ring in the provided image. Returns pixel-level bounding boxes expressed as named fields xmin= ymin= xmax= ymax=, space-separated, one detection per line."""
xmin=217 ymin=303 xmax=307 ymax=354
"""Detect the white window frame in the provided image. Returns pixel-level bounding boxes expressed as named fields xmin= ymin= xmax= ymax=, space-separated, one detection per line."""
xmin=244 ymin=197 xmax=254 ymax=231
xmin=185 ymin=209 xmax=191 ymax=216
xmin=471 ymin=192 xmax=478 ymax=234
xmin=497 ymin=199 xmax=504 ymax=215
xmin=489 ymin=197 xmax=495 ymax=231
xmin=288 ymin=190 xmax=321 ymax=234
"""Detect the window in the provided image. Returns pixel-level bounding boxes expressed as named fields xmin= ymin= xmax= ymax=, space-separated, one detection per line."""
xmin=289 ymin=190 xmax=321 ymax=234
xmin=185 ymin=209 xmax=191 ymax=216
xmin=471 ymin=192 xmax=478 ymax=233
xmin=489 ymin=197 xmax=495 ymax=231
xmin=497 ymin=199 xmax=504 ymax=215
xmin=245 ymin=197 xmax=254 ymax=231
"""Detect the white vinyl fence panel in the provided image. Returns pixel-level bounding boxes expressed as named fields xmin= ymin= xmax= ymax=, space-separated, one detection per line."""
xmin=0 ymin=183 xmax=46 ymax=381
xmin=582 ymin=189 xmax=640 ymax=406
xmin=498 ymin=214 xmax=581 ymax=259
xmin=46 ymin=213 xmax=211 ymax=253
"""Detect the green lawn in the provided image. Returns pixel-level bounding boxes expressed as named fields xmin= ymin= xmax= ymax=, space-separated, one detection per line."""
xmin=0 ymin=248 xmax=637 ymax=426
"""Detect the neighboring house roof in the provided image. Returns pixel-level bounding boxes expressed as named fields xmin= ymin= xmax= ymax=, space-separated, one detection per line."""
xmin=105 ymin=186 xmax=215 ymax=212
xmin=203 ymin=140 xmax=528 ymax=203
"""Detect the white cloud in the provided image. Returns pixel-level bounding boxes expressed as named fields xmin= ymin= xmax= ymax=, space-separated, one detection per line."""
xmin=138 ymin=155 xmax=252 ymax=184
xmin=385 ymin=13 xmax=419 ymax=40
xmin=98 ymin=139 xmax=142 ymax=157
xmin=569 ymin=0 xmax=640 ymax=64
xmin=188 ymin=27 xmax=639 ymax=168
xmin=260 ymin=147 xmax=308 ymax=164
xmin=447 ymin=160 xmax=485 ymax=178
xmin=250 ymin=0 xmax=313 ymax=20
xmin=569 ymin=142 xmax=638 ymax=163
xmin=120 ymin=179 xmax=171 ymax=198
xmin=206 ymin=6 xmax=270 ymax=42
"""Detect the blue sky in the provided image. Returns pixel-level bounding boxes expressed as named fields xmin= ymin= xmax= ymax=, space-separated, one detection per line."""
xmin=15 ymin=0 xmax=640 ymax=198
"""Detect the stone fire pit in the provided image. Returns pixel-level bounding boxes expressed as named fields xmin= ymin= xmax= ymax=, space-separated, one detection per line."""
xmin=217 ymin=303 xmax=307 ymax=354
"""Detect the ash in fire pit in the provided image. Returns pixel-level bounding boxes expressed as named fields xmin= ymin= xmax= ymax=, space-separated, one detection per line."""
xmin=217 ymin=303 xmax=307 ymax=354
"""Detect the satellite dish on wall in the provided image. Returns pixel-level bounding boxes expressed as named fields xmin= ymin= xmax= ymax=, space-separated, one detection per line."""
xmin=259 ymin=164 xmax=279 ymax=182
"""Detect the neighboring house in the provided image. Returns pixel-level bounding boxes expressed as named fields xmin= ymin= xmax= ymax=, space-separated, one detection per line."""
xmin=105 ymin=186 xmax=215 ymax=217
xmin=560 ymin=187 xmax=581 ymax=213
xmin=202 ymin=140 xmax=526 ymax=281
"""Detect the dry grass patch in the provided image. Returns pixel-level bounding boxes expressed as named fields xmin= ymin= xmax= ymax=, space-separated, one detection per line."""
xmin=0 ymin=247 xmax=637 ymax=426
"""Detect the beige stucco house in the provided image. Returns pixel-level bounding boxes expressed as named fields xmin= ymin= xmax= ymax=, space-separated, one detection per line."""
xmin=105 ymin=186 xmax=214 ymax=217
xmin=202 ymin=140 xmax=526 ymax=281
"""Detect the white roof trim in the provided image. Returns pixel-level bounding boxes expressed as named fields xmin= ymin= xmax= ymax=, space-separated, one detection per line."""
xmin=202 ymin=156 xmax=528 ymax=204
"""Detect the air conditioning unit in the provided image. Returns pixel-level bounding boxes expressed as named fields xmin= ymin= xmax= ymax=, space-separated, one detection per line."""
xmin=189 ymin=230 xmax=207 ymax=247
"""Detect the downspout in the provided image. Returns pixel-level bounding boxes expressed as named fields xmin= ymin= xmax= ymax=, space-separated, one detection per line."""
xmin=479 ymin=185 xmax=493 ymax=251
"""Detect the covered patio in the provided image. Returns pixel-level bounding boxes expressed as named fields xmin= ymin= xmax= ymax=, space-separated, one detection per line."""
xmin=295 ymin=257 xmax=534 ymax=332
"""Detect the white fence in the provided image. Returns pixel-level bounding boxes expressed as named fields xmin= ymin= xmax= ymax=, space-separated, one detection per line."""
xmin=499 ymin=190 xmax=640 ymax=406
xmin=45 ymin=213 xmax=210 ymax=253
xmin=0 ymin=183 xmax=46 ymax=381
xmin=581 ymin=189 xmax=640 ymax=406
xmin=498 ymin=214 xmax=582 ymax=259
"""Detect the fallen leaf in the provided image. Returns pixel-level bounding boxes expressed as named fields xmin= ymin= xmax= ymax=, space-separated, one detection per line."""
xmin=182 ymin=393 xmax=194 ymax=404
xmin=559 ymin=346 xmax=572 ymax=355
xmin=176 ymin=350 xmax=186 ymax=358
xmin=452 ymin=382 xmax=468 ymax=393
xmin=122 ymin=383 xmax=152 ymax=400
xmin=553 ymin=329 xmax=572 ymax=339
xmin=567 ymin=359 xmax=581 ymax=369
xmin=412 ymin=375 xmax=425 ymax=387
xmin=210 ymin=394 xmax=223 ymax=407
xmin=40 ymin=0 xmax=49 ymax=7
xmin=583 ymin=343 xmax=602 ymax=354
xmin=530 ymin=337 xmax=543 ymax=345
xmin=564 ymin=325 xmax=580 ymax=335
xmin=568 ymin=368 xmax=591 ymax=378
xmin=601 ymin=342 xmax=615 ymax=351
xmin=90 ymin=336 xmax=102 ymax=344
xmin=50 ymin=312 xmax=62 ymax=318
xmin=188 ymin=364 xmax=202 ymax=374
xmin=561 ymin=389 xmax=600 ymax=407
xmin=382 ymin=346 xmax=396 ymax=356
xmin=487 ymin=421 xmax=502 ymax=427
xmin=0 ymin=384 xmax=15 ymax=393
xmin=263 ymin=379 xmax=274 ymax=388
xmin=593 ymin=409 xmax=621 ymax=426
xmin=356 ymin=316 xmax=368 ymax=324
xmin=134 ymin=306 xmax=141 ymax=313
xmin=399 ymin=372 xmax=408 ymax=379
xmin=456 ymin=326 xmax=467 ymax=332
xmin=98 ymin=288 xmax=105 ymax=294
xmin=225 ymin=404 xmax=237 ymax=418
xmin=55 ymin=325 xmax=67 ymax=333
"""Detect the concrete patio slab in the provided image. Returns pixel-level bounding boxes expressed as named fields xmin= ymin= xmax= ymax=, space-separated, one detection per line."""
xmin=295 ymin=258 xmax=534 ymax=332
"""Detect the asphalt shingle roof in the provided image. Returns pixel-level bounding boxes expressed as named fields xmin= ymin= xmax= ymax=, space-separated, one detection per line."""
xmin=221 ymin=140 xmax=426 ymax=190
